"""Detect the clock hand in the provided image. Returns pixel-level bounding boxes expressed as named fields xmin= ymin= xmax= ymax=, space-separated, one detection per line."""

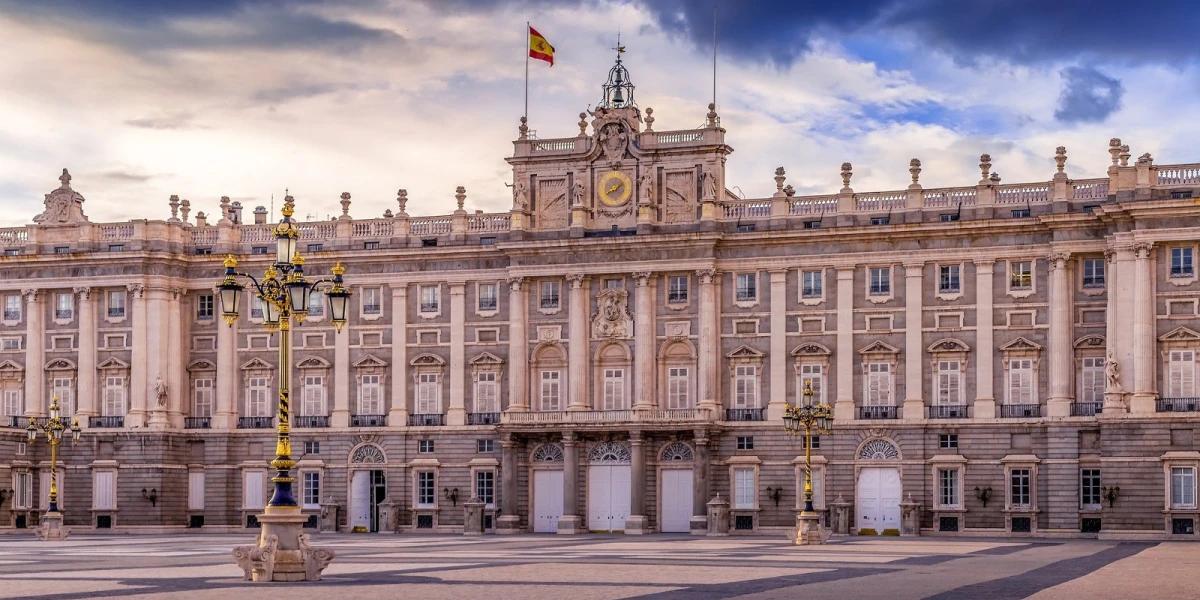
xmin=607 ymin=183 xmax=620 ymax=193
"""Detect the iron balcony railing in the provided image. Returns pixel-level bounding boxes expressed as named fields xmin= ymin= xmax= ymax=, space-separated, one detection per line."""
xmin=467 ymin=412 xmax=500 ymax=425
xmin=1157 ymin=398 xmax=1200 ymax=412
xmin=859 ymin=405 xmax=899 ymax=420
xmin=237 ymin=416 xmax=274 ymax=429
xmin=408 ymin=413 xmax=445 ymax=426
xmin=1071 ymin=402 xmax=1103 ymax=417
xmin=999 ymin=404 xmax=1041 ymax=418
xmin=183 ymin=416 xmax=211 ymax=429
xmin=294 ymin=415 xmax=330 ymax=428
xmin=928 ymin=405 xmax=969 ymax=419
xmin=351 ymin=414 xmax=387 ymax=427
xmin=89 ymin=416 xmax=125 ymax=428
xmin=725 ymin=408 xmax=765 ymax=422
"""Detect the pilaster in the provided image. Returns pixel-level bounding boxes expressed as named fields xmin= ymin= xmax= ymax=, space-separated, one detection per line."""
xmin=496 ymin=434 xmax=520 ymax=533
xmin=624 ymin=431 xmax=648 ymax=534
xmin=633 ymin=273 xmax=655 ymax=409
xmin=331 ymin=308 xmax=350 ymax=427
xmin=166 ymin=288 xmax=186 ymax=428
xmin=215 ymin=304 xmax=238 ymax=429
xmin=973 ymin=260 xmax=996 ymax=418
xmin=506 ymin=278 xmax=529 ymax=411
xmin=697 ymin=269 xmax=719 ymax=412
xmin=128 ymin=284 xmax=148 ymax=427
xmin=903 ymin=263 xmax=924 ymax=420
xmin=74 ymin=287 xmax=96 ymax=421
xmin=22 ymin=289 xmax=44 ymax=418
xmin=566 ymin=274 xmax=589 ymax=410
xmin=1046 ymin=253 xmax=1074 ymax=417
xmin=690 ymin=430 xmax=711 ymax=533
xmin=388 ymin=286 xmax=409 ymax=425
xmin=448 ymin=282 xmax=467 ymax=426
xmin=1131 ymin=242 xmax=1157 ymax=413
xmin=557 ymin=432 xmax=582 ymax=534
xmin=834 ymin=268 xmax=855 ymax=421
xmin=768 ymin=269 xmax=788 ymax=420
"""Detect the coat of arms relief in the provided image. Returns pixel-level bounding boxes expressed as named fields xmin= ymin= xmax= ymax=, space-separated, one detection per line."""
xmin=591 ymin=288 xmax=633 ymax=339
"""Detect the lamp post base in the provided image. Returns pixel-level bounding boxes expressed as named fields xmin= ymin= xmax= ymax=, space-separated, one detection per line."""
xmin=36 ymin=511 xmax=69 ymax=541
xmin=233 ymin=505 xmax=335 ymax=582
xmin=794 ymin=511 xmax=827 ymax=545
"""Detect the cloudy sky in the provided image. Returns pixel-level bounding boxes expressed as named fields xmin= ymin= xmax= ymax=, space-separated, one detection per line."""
xmin=2 ymin=0 xmax=1199 ymax=226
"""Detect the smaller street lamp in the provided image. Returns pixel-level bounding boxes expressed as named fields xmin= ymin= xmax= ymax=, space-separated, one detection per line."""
xmin=783 ymin=381 xmax=833 ymax=544
xmin=26 ymin=395 xmax=81 ymax=540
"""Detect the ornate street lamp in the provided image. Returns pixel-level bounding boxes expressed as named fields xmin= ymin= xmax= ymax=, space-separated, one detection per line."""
xmin=783 ymin=381 xmax=833 ymax=544
xmin=218 ymin=196 xmax=345 ymax=581
xmin=27 ymin=395 xmax=81 ymax=540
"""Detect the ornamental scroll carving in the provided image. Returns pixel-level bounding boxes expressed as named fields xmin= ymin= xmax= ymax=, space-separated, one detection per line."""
xmin=34 ymin=169 xmax=89 ymax=225
xmin=591 ymin=288 xmax=633 ymax=340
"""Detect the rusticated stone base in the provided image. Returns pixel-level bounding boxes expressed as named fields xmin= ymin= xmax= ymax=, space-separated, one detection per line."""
xmin=233 ymin=506 xmax=335 ymax=582
xmin=36 ymin=511 xmax=69 ymax=540
xmin=794 ymin=512 xmax=827 ymax=545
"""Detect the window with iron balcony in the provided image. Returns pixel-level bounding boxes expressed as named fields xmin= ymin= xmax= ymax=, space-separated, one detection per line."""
xmin=539 ymin=280 xmax=560 ymax=309
xmin=667 ymin=274 xmax=688 ymax=304
xmin=735 ymin=273 xmax=757 ymax=302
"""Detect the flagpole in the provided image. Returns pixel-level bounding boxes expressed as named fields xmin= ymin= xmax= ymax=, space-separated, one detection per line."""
xmin=712 ymin=1 xmax=718 ymax=110
xmin=524 ymin=21 xmax=530 ymax=123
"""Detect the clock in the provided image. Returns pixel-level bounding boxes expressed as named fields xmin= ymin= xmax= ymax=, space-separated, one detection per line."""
xmin=597 ymin=170 xmax=633 ymax=207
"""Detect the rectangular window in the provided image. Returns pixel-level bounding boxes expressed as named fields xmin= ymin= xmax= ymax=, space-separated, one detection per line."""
xmin=602 ymin=368 xmax=626 ymax=410
xmin=102 ymin=376 xmax=126 ymax=416
xmin=55 ymin=292 xmax=74 ymax=320
xmin=801 ymin=270 xmax=823 ymax=299
xmin=667 ymin=275 xmax=689 ymax=304
xmin=419 ymin=285 xmax=440 ymax=313
xmin=197 ymin=294 xmax=214 ymax=320
xmin=477 ymin=283 xmax=497 ymax=311
xmin=1010 ymin=468 xmax=1031 ymax=508
xmin=107 ymin=290 xmax=126 ymax=318
xmin=14 ymin=471 xmax=32 ymax=509
xmin=736 ymin=436 xmax=754 ymax=450
xmin=1172 ymin=467 xmax=1196 ymax=508
xmin=865 ymin=363 xmax=892 ymax=406
xmin=1 ymin=389 xmax=21 ymax=416
xmin=735 ymin=273 xmax=757 ymax=302
xmin=302 ymin=472 xmax=321 ymax=508
xmin=475 ymin=470 xmax=496 ymax=506
xmin=1081 ymin=357 xmax=1105 ymax=403
xmin=3 ymin=295 xmax=21 ymax=321
xmin=245 ymin=376 xmax=270 ymax=417
xmin=939 ymin=434 xmax=958 ymax=449
xmin=418 ymin=439 xmax=434 ymax=453
xmin=539 ymin=281 xmax=560 ymax=309
xmin=93 ymin=471 xmax=115 ymax=510
xmin=935 ymin=361 xmax=961 ymax=405
xmin=1168 ymin=350 xmax=1196 ymax=397
xmin=474 ymin=371 xmax=498 ymax=413
xmin=1007 ymin=359 xmax=1034 ymax=404
xmin=733 ymin=468 xmax=756 ymax=509
xmin=417 ymin=372 xmax=440 ymax=414
xmin=1011 ymin=208 xmax=1031 ymax=218
xmin=362 ymin=287 xmax=382 ymax=315
xmin=476 ymin=439 xmax=495 ymax=453
xmin=51 ymin=377 xmax=73 ymax=417
xmin=539 ymin=370 xmax=561 ymax=411
xmin=301 ymin=375 xmax=325 ymax=416
xmin=1010 ymin=261 xmax=1033 ymax=290
xmin=938 ymin=469 xmax=960 ymax=508
xmin=307 ymin=243 xmax=323 ymax=253
xmin=417 ymin=471 xmax=436 ymax=507
xmin=733 ymin=365 xmax=758 ymax=408
xmin=869 ymin=267 xmax=891 ymax=295
xmin=798 ymin=364 xmax=824 ymax=405
xmin=194 ymin=379 xmax=215 ymax=417
xmin=939 ymin=265 xmax=961 ymax=294
xmin=1082 ymin=258 xmax=1105 ymax=288
xmin=188 ymin=471 xmax=205 ymax=511
xmin=667 ymin=367 xmax=690 ymax=409
xmin=1 ymin=337 xmax=20 ymax=351
xmin=1080 ymin=468 xmax=1101 ymax=509
xmin=1171 ymin=247 xmax=1195 ymax=278
xmin=359 ymin=374 xmax=383 ymax=414
xmin=303 ymin=441 xmax=321 ymax=454
xmin=870 ymin=216 xmax=890 ymax=226
xmin=307 ymin=290 xmax=324 ymax=316
xmin=250 ymin=296 xmax=264 ymax=320
xmin=243 ymin=471 xmax=265 ymax=509
xmin=604 ymin=278 xmax=622 ymax=290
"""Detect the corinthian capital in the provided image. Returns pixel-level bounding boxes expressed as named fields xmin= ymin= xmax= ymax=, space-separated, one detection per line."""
xmin=126 ymin=283 xmax=146 ymax=298
xmin=73 ymin=286 xmax=92 ymax=301
xmin=1132 ymin=242 xmax=1154 ymax=259
xmin=633 ymin=272 xmax=653 ymax=286
xmin=566 ymin=273 xmax=586 ymax=288
xmin=21 ymin=288 xmax=40 ymax=303
xmin=695 ymin=268 xmax=717 ymax=285
xmin=506 ymin=276 xmax=525 ymax=292
xmin=1047 ymin=252 xmax=1071 ymax=269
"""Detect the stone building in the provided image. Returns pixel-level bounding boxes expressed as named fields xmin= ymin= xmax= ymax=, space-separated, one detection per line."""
xmin=1 ymin=56 xmax=1199 ymax=539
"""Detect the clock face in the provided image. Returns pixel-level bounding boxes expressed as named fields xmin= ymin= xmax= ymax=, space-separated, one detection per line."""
xmin=597 ymin=170 xmax=633 ymax=207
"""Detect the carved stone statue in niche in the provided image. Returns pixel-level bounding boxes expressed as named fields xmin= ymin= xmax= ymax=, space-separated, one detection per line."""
xmin=638 ymin=172 xmax=654 ymax=205
xmin=571 ymin=182 xmax=586 ymax=208
xmin=511 ymin=182 xmax=529 ymax=212
xmin=591 ymin=289 xmax=633 ymax=339
xmin=700 ymin=170 xmax=719 ymax=200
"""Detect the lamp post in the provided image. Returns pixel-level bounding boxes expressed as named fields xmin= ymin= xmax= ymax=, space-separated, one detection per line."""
xmin=26 ymin=395 xmax=81 ymax=540
xmin=219 ymin=196 xmax=346 ymax=582
xmin=782 ymin=381 xmax=833 ymax=544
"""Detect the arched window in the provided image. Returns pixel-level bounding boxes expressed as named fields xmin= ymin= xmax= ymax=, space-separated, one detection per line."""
xmin=658 ymin=340 xmax=696 ymax=410
xmin=530 ymin=343 xmax=566 ymax=411
xmin=594 ymin=342 xmax=631 ymax=410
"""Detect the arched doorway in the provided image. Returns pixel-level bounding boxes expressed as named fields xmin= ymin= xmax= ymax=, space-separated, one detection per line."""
xmin=587 ymin=441 xmax=632 ymax=532
xmin=657 ymin=441 xmax=694 ymax=533
xmin=530 ymin=443 xmax=565 ymax=533
xmin=348 ymin=443 xmax=387 ymax=532
xmin=855 ymin=438 xmax=902 ymax=533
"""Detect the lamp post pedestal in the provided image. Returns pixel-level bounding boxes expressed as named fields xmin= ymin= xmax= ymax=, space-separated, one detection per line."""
xmin=234 ymin=506 xmax=335 ymax=582
xmin=36 ymin=511 xmax=68 ymax=541
xmin=794 ymin=511 xmax=826 ymax=545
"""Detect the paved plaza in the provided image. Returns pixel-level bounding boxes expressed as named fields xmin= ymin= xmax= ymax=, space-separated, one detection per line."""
xmin=0 ymin=533 xmax=1193 ymax=599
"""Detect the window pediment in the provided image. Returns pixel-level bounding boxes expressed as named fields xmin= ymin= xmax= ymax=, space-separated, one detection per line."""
xmin=1073 ymin=335 xmax=1106 ymax=349
xmin=44 ymin=358 xmax=76 ymax=371
xmin=927 ymin=338 xmax=970 ymax=354
xmin=296 ymin=356 xmax=331 ymax=370
xmin=353 ymin=354 xmax=387 ymax=369
xmin=97 ymin=357 xmax=129 ymax=370
xmin=726 ymin=345 xmax=764 ymax=361
xmin=1159 ymin=326 xmax=1200 ymax=344
xmin=239 ymin=357 xmax=273 ymax=371
xmin=187 ymin=359 xmax=216 ymax=372
xmin=1000 ymin=337 xmax=1042 ymax=353
xmin=0 ymin=359 xmax=23 ymax=373
xmin=409 ymin=353 xmax=445 ymax=367
xmin=858 ymin=341 xmax=899 ymax=355
xmin=469 ymin=352 xmax=504 ymax=366
xmin=791 ymin=342 xmax=831 ymax=357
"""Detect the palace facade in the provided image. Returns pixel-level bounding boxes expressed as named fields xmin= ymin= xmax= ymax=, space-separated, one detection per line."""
xmin=2 ymin=58 xmax=1199 ymax=539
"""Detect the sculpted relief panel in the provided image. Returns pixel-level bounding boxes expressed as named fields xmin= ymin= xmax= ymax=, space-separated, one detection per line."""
xmin=592 ymin=288 xmax=633 ymax=339
xmin=537 ymin=178 xmax=568 ymax=229
xmin=664 ymin=171 xmax=695 ymax=224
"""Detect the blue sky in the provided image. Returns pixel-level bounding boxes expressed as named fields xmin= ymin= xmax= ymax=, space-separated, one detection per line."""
xmin=1 ymin=0 xmax=1199 ymax=225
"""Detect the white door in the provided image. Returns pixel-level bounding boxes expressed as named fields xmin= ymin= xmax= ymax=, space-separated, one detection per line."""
xmin=856 ymin=467 xmax=901 ymax=532
xmin=350 ymin=470 xmax=371 ymax=530
xmin=588 ymin=465 xmax=632 ymax=532
xmin=660 ymin=469 xmax=694 ymax=533
xmin=533 ymin=470 xmax=564 ymax=533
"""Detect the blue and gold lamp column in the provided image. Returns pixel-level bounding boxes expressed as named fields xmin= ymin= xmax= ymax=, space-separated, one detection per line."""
xmin=782 ymin=382 xmax=833 ymax=545
xmin=27 ymin=395 xmax=81 ymax=540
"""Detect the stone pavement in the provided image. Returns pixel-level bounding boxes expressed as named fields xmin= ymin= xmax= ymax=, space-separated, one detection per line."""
xmin=0 ymin=533 xmax=1177 ymax=600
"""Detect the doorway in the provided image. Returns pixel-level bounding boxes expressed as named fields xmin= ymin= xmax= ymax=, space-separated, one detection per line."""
xmin=659 ymin=468 xmax=694 ymax=533
xmin=856 ymin=467 xmax=901 ymax=532
xmin=350 ymin=469 xmax=386 ymax=532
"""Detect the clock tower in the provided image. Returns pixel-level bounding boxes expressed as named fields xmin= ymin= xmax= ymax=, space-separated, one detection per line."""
xmin=507 ymin=45 xmax=733 ymax=234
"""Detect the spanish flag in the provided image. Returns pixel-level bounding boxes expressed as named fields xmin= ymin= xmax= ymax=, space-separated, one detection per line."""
xmin=529 ymin=25 xmax=554 ymax=66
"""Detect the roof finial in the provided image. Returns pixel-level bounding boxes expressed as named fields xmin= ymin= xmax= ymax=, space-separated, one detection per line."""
xmin=59 ymin=168 xmax=71 ymax=189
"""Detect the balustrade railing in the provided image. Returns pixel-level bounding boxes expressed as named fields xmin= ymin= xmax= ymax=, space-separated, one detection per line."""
xmin=995 ymin=184 xmax=1050 ymax=205
xmin=999 ymin=404 xmax=1041 ymax=418
xmin=351 ymin=414 xmax=387 ymax=427
xmin=237 ymin=416 xmax=274 ymax=429
xmin=725 ymin=408 xmax=765 ymax=422
xmin=790 ymin=195 xmax=838 ymax=216
xmin=859 ymin=405 xmax=899 ymax=420
xmin=240 ymin=224 xmax=273 ymax=243
xmin=928 ymin=405 xmax=969 ymax=419
xmin=89 ymin=416 xmax=125 ymax=428
xmin=190 ymin=227 xmax=218 ymax=245
xmin=294 ymin=415 xmax=330 ymax=428
xmin=855 ymin=191 xmax=907 ymax=211
xmin=408 ymin=413 xmax=445 ymax=426
xmin=1071 ymin=402 xmax=1103 ymax=417
xmin=467 ymin=412 xmax=501 ymax=425
xmin=0 ymin=227 xmax=29 ymax=245
xmin=410 ymin=217 xmax=452 ymax=236
xmin=653 ymin=130 xmax=705 ymax=145
xmin=721 ymin=200 xmax=771 ymax=219
xmin=183 ymin=416 xmax=211 ymax=429
xmin=352 ymin=220 xmax=393 ymax=238
xmin=467 ymin=213 xmax=511 ymax=232
xmin=502 ymin=407 xmax=710 ymax=425
xmin=1157 ymin=398 xmax=1199 ymax=412
xmin=1071 ymin=179 xmax=1109 ymax=200
xmin=530 ymin=137 xmax=581 ymax=153
xmin=922 ymin=187 xmax=977 ymax=208
xmin=99 ymin=224 xmax=134 ymax=240
xmin=1156 ymin=164 xmax=1200 ymax=186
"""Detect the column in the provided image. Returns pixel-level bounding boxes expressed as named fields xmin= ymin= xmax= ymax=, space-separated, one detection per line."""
xmin=496 ymin=433 xmax=520 ymax=533
xmin=767 ymin=269 xmax=787 ymax=420
xmin=388 ymin=286 xmax=409 ymax=425
xmin=834 ymin=268 xmax=854 ymax=421
xmin=558 ymin=432 xmax=582 ymax=534
xmin=633 ymin=273 xmax=655 ymax=409
xmin=166 ymin=289 xmax=186 ymax=428
xmin=1112 ymin=246 xmax=1137 ymax=412
xmin=215 ymin=302 xmax=238 ymax=429
xmin=690 ymin=430 xmax=710 ymax=532
xmin=903 ymin=263 xmax=925 ymax=420
xmin=22 ymin=289 xmax=44 ymax=418
xmin=1131 ymin=242 xmax=1156 ymax=413
xmin=331 ymin=307 xmax=351 ymax=427
xmin=1047 ymin=253 xmax=1074 ymax=417
xmin=145 ymin=287 xmax=172 ymax=429
xmin=75 ymin=287 xmax=96 ymax=421
xmin=1102 ymin=249 xmax=1126 ymax=413
xmin=697 ymin=269 xmax=718 ymax=412
xmin=128 ymin=284 xmax=148 ymax=426
xmin=625 ymin=430 xmax=647 ymax=533
xmin=507 ymin=278 xmax=529 ymax=411
xmin=567 ymin=274 xmax=589 ymax=410
xmin=448 ymin=282 xmax=467 ymax=426
xmin=973 ymin=260 xmax=996 ymax=418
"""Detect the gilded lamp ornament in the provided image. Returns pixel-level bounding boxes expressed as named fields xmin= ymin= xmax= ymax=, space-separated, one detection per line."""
xmin=783 ymin=381 xmax=833 ymax=513
xmin=26 ymin=395 xmax=81 ymax=514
